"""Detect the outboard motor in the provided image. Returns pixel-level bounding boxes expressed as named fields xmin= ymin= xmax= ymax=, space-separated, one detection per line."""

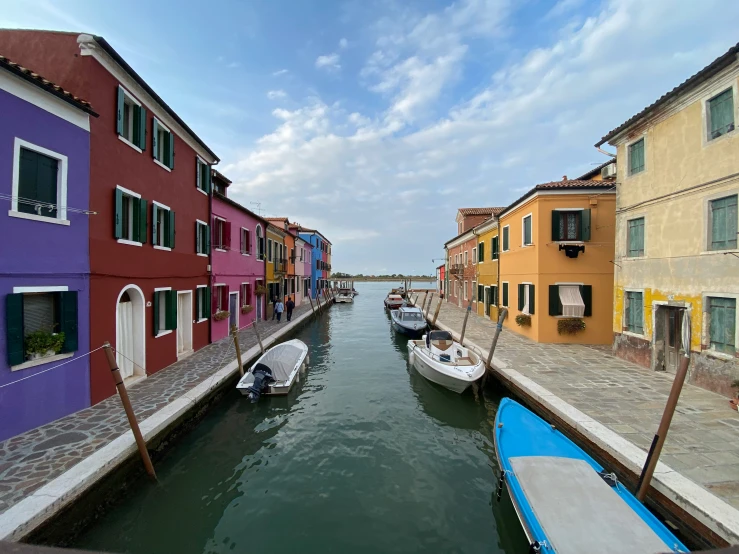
xmin=246 ymin=363 xmax=275 ymax=403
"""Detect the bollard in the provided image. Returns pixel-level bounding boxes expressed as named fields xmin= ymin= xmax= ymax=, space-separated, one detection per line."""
xmin=459 ymin=298 xmax=473 ymax=345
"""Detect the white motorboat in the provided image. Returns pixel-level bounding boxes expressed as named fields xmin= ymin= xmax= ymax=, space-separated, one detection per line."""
xmin=384 ymin=293 xmax=405 ymax=310
xmin=335 ymin=288 xmax=354 ymax=303
xmin=407 ymin=330 xmax=485 ymax=393
xmin=390 ymin=306 xmax=427 ymax=336
xmin=236 ymin=339 xmax=309 ymax=402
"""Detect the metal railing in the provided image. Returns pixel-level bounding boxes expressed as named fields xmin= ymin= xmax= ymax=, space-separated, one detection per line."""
xmin=448 ymin=264 xmax=464 ymax=275
xmin=274 ymin=258 xmax=287 ymax=274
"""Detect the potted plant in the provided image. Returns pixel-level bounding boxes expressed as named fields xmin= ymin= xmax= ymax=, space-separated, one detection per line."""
xmin=515 ymin=314 xmax=531 ymax=327
xmin=730 ymin=379 xmax=739 ymax=411
xmin=213 ymin=310 xmax=230 ymax=322
xmin=558 ymin=318 xmax=586 ymax=335
xmin=255 ymin=285 xmax=268 ymax=296
xmin=241 ymin=305 xmax=254 ymax=315
xmin=25 ymin=330 xmax=65 ymax=361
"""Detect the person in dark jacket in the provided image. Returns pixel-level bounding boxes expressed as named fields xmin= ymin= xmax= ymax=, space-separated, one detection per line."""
xmin=271 ymin=295 xmax=278 ymax=320
xmin=286 ymin=297 xmax=295 ymax=321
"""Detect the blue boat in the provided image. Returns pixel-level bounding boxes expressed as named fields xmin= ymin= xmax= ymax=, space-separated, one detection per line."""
xmin=494 ymin=398 xmax=689 ymax=554
xmin=390 ymin=306 xmax=427 ymax=337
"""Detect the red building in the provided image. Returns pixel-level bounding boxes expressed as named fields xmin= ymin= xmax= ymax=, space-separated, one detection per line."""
xmin=0 ymin=31 xmax=219 ymax=403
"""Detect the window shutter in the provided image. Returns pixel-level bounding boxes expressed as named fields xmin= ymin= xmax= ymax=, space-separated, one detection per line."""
xmin=222 ymin=286 xmax=230 ymax=312
xmin=153 ymin=291 xmax=160 ymax=335
xmin=212 ymin=286 xmax=220 ymax=314
xmin=205 ymin=224 xmax=211 ymax=254
xmin=502 ymin=283 xmax=508 ymax=306
xmin=529 ymin=285 xmax=535 ymax=315
xmin=60 ymin=291 xmax=78 ymax=353
xmin=580 ymin=209 xmax=591 ymax=242
xmin=166 ymin=290 xmax=178 ymax=330
xmin=224 ymin=221 xmax=232 ymax=250
xmin=518 ymin=284 xmax=524 ymax=310
xmin=204 ymin=287 xmax=211 ymax=319
xmin=167 ymin=132 xmax=175 ymax=169
xmin=137 ymin=199 xmax=147 ymax=243
xmin=196 ymin=160 xmax=201 ymax=190
xmin=205 ymin=166 xmax=211 ymax=194
xmin=168 ymin=210 xmax=176 ymax=249
xmin=492 ymin=236 xmax=499 ymax=259
xmin=580 ymin=285 xmax=592 ymax=317
xmin=479 ymin=242 xmax=484 ymax=262
xmin=551 ymin=210 xmax=559 ymax=241
xmin=116 ymin=86 xmax=124 ymax=136
xmin=137 ymin=106 xmax=147 ymax=150
xmin=5 ymin=293 xmax=24 ymax=366
xmin=246 ymin=230 xmax=251 ymax=253
xmin=114 ymin=187 xmax=123 ymax=239
xmin=152 ymin=204 xmax=158 ymax=244
xmin=549 ymin=285 xmax=561 ymax=316
xmin=152 ymin=119 xmax=158 ymax=159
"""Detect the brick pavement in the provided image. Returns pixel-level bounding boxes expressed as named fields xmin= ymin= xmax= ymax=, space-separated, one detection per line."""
xmin=414 ymin=293 xmax=739 ymax=510
xmin=0 ymin=302 xmax=315 ymax=515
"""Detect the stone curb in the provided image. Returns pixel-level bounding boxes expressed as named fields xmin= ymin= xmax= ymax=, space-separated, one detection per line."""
xmin=0 ymin=305 xmax=323 ymax=542
xmin=432 ymin=318 xmax=739 ymax=545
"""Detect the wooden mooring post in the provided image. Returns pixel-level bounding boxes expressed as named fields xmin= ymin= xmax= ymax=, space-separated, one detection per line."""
xmin=424 ymin=293 xmax=434 ymax=318
xmin=252 ymin=320 xmax=265 ymax=354
xmin=432 ymin=296 xmax=442 ymax=325
xmin=482 ymin=307 xmax=507 ymax=386
xmin=231 ymin=325 xmax=245 ymax=377
xmin=308 ymin=294 xmax=315 ymax=314
xmin=103 ymin=342 xmax=156 ymax=481
xmin=316 ymin=293 xmax=323 ymax=313
xmin=459 ymin=298 xmax=473 ymax=345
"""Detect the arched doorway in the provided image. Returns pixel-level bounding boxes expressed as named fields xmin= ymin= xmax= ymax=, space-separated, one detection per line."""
xmin=116 ymin=285 xmax=146 ymax=382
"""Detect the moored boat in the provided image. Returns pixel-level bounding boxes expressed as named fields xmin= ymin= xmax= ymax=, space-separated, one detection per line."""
xmin=390 ymin=306 xmax=427 ymax=336
xmin=494 ymin=397 xmax=689 ymax=554
xmin=384 ymin=293 xmax=405 ymax=310
xmin=336 ymin=288 xmax=354 ymax=303
xmin=407 ymin=330 xmax=485 ymax=393
xmin=236 ymin=339 xmax=309 ymax=402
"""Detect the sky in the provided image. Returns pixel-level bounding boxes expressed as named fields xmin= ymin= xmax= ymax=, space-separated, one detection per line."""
xmin=2 ymin=0 xmax=739 ymax=275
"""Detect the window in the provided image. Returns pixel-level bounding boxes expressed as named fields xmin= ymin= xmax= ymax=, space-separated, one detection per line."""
xmin=517 ymin=284 xmax=535 ymax=315
xmin=116 ymin=86 xmax=146 ymax=150
xmin=213 ymin=285 xmax=228 ymax=313
xmin=472 ymin=247 xmax=477 ymax=265
xmin=268 ymin=239 xmax=273 ymax=262
xmin=153 ymin=289 xmax=177 ymax=336
xmin=709 ymin=195 xmax=738 ymax=251
xmin=628 ymin=138 xmax=645 ymax=175
xmin=113 ymin=187 xmax=147 ymax=243
xmin=12 ymin=140 xmax=68 ymax=223
xmin=152 ymin=203 xmax=175 ymax=249
xmin=5 ymin=289 xmax=78 ymax=367
xmin=472 ymin=281 xmax=477 ymax=301
xmin=241 ymin=283 xmax=252 ymax=307
xmin=241 ymin=228 xmax=251 ymax=254
xmin=551 ymin=210 xmax=591 ymax=242
xmin=708 ymin=297 xmax=736 ymax=354
xmin=464 ymin=251 xmax=468 ymax=266
xmin=492 ymin=236 xmax=499 ymax=260
xmin=152 ymin=119 xmax=174 ymax=170
xmin=478 ymin=241 xmax=485 ymax=262
xmin=256 ymin=226 xmax=265 ymax=260
xmin=624 ymin=291 xmax=644 ymax=334
xmin=502 ymin=226 xmax=510 ymax=251
xmin=477 ymin=284 xmax=484 ymax=303
xmin=455 ymin=254 xmax=459 ymax=266
xmin=491 ymin=285 xmax=498 ymax=306
xmin=549 ymin=285 xmax=591 ymax=317
xmin=196 ymin=221 xmax=210 ymax=255
xmin=213 ymin=217 xmax=231 ymax=251
xmin=196 ymin=159 xmax=211 ymax=194
xmin=708 ymin=88 xmax=735 ymax=140
xmin=196 ymin=286 xmax=210 ymax=322
xmin=454 ymin=280 xmax=458 ymax=297
xmin=627 ymin=217 xmax=645 ymax=257
xmin=502 ymin=282 xmax=509 ymax=307
xmin=523 ymin=215 xmax=533 ymax=246
xmin=464 ymin=281 xmax=468 ymax=301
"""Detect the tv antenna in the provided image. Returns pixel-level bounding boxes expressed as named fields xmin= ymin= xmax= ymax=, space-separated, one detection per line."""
xmin=250 ymin=202 xmax=264 ymax=216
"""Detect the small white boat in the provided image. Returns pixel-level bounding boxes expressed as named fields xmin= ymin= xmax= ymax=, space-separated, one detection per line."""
xmin=390 ymin=306 xmax=427 ymax=336
xmin=335 ymin=288 xmax=354 ymax=303
xmin=384 ymin=293 xmax=405 ymax=310
xmin=407 ymin=330 xmax=485 ymax=393
xmin=236 ymin=339 xmax=309 ymax=402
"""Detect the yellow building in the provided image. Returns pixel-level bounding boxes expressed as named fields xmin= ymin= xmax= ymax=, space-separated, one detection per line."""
xmin=497 ymin=180 xmax=616 ymax=344
xmin=597 ymin=43 xmax=739 ymax=395
xmin=473 ymin=217 xmax=501 ymax=321
xmin=266 ymin=223 xmax=286 ymax=314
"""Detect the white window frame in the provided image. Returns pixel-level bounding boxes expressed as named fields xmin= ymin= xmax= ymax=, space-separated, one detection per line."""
xmin=464 ymin=251 xmax=468 ymax=266
xmin=152 ymin=200 xmax=171 ymax=251
xmin=10 ymin=138 xmax=69 ymax=225
xmin=479 ymin=241 xmax=485 ymax=263
xmin=153 ymin=286 xmax=172 ymax=337
xmin=256 ymin=224 xmax=264 ymax=262
xmin=213 ymin=216 xmax=227 ymax=252
xmin=521 ymin=282 xmax=533 ymax=315
xmin=196 ymin=156 xmax=209 ymax=196
xmin=702 ymin=83 xmax=738 ymax=146
xmin=214 ymin=283 xmax=227 ymax=313
xmin=522 ymin=213 xmax=533 ymax=246
xmin=702 ymin=292 xmax=739 ymax=360
xmin=502 ymin=225 xmax=510 ymax=252
xmin=118 ymin=86 xmax=143 ymax=153
xmin=268 ymin=238 xmax=274 ymax=262
xmin=501 ymin=281 xmax=509 ymax=308
xmin=152 ymin=117 xmax=173 ymax=172
xmin=454 ymin=280 xmax=458 ymax=298
xmin=464 ymin=280 xmax=468 ymax=301
xmin=622 ymin=288 xmax=646 ymax=339
xmin=553 ymin=281 xmax=585 ymax=318
xmin=472 ymin=247 xmax=477 ymax=265
xmin=490 ymin=285 xmax=498 ymax=307
xmin=196 ymin=219 xmax=208 ymax=257
xmin=115 ymin=185 xmax=143 ymax=246
xmin=472 ymin=280 xmax=477 ymax=302
xmin=241 ymin=281 xmax=252 ymax=308
xmin=241 ymin=227 xmax=250 ymax=255
xmin=196 ymin=284 xmax=208 ymax=323
xmin=626 ymin=135 xmax=647 ymax=177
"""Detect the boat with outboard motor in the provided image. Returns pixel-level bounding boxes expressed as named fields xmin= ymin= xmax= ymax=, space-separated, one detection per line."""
xmin=336 ymin=288 xmax=354 ymax=303
xmin=407 ymin=330 xmax=485 ymax=393
xmin=384 ymin=293 xmax=405 ymax=310
xmin=236 ymin=339 xmax=309 ymax=402
xmin=390 ymin=306 xmax=427 ymax=336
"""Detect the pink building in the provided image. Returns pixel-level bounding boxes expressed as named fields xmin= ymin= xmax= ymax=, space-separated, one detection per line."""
xmin=211 ymin=171 xmax=268 ymax=343
xmin=293 ymin=235 xmax=306 ymax=307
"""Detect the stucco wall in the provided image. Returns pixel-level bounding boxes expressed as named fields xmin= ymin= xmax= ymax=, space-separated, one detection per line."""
xmin=476 ymin=226 xmax=499 ymax=318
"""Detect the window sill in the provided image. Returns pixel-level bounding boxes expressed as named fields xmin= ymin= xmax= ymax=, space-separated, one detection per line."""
xmin=215 ymin=248 xmax=227 ymax=252
xmin=554 ymin=241 xmax=585 ymax=245
xmin=624 ymin=255 xmax=646 ymax=260
xmin=242 ymin=253 xmax=251 ymax=256
xmin=155 ymin=330 xmax=173 ymax=338
xmin=521 ymin=243 xmax=534 ymax=248
xmin=704 ymin=349 xmax=737 ymax=361
xmin=153 ymin=245 xmax=172 ymax=251
xmin=700 ymin=249 xmax=739 ymax=256
xmin=705 ymin=128 xmax=737 ymax=147
xmin=196 ymin=318 xmax=208 ymax=324
xmin=8 ymin=211 xmax=69 ymax=226
xmin=197 ymin=252 xmax=209 ymax=257
xmin=117 ymin=238 xmax=143 ymax=247
xmin=118 ymin=134 xmax=143 ymax=153
xmin=12 ymin=352 xmax=74 ymax=372
xmin=621 ymin=330 xmax=647 ymax=340
xmin=153 ymin=158 xmax=172 ymax=172
xmin=196 ymin=187 xmax=208 ymax=196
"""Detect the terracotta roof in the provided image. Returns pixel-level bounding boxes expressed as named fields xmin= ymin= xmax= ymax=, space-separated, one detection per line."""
xmin=576 ymin=158 xmax=616 ymax=180
xmin=457 ymin=207 xmax=505 ymax=216
xmin=499 ymin=180 xmax=615 ymax=217
xmin=0 ymin=54 xmax=98 ymax=116
xmin=211 ymin=169 xmax=231 ymax=185
xmin=596 ymin=41 xmax=739 ymax=146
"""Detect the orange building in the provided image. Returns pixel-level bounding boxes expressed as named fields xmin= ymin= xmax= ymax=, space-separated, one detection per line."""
xmin=497 ymin=179 xmax=616 ymax=344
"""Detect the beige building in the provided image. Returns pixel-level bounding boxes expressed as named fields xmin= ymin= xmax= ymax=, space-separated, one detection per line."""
xmin=597 ymin=42 xmax=739 ymax=396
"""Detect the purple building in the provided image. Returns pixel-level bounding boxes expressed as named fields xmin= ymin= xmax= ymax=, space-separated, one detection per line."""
xmin=0 ymin=56 xmax=96 ymax=441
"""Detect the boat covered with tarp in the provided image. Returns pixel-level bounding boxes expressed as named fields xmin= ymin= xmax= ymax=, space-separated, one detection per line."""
xmin=236 ymin=339 xmax=309 ymax=402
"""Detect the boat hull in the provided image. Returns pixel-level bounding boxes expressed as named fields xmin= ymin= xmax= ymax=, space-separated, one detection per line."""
xmin=407 ymin=343 xmax=484 ymax=394
xmin=391 ymin=319 xmax=426 ymax=337
xmin=236 ymin=339 xmax=309 ymax=397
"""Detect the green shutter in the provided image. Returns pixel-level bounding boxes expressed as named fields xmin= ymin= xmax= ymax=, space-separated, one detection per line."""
xmin=137 ymin=199 xmax=147 ymax=243
xmin=502 ymin=283 xmax=508 ymax=307
xmin=205 ymin=287 xmax=212 ymax=319
xmin=205 ymin=166 xmax=211 ymax=193
xmin=116 ymin=86 xmax=124 ymax=136
xmin=137 ymin=106 xmax=147 ymax=150
xmin=518 ymin=284 xmax=524 ymax=310
xmin=166 ymin=290 xmax=178 ymax=330
xmin=503 ymin=228 xmax=509 ymax=251
xmin=152 ymin=119 xmax=158 ymax=159
xmin=552 ymin=210 xmax=560 ymax=241
xmin=580 ymin=285 xmax=592 ymax=317
xmin=581 ymin=209 xmax=591 ymax=242
xmin=60 ymin=291 xmax=78 ymax=353
xmin=711 ymin=195 xmax=738 ymax=250
xmin=529 ymin=285 xmax=535 ymax=315
xmin=168 ymin=210 xmax=176 ymax=249
xmin=629 ymin=139 xmax=645 ymax=174
xmin=709 ymin=89 xmax=734 ymax=139
xmin=6 ymin=293 xmax=24 ymax=366
xmin=167 ymin=131 xmax=175 ymax=169
xmin=114 ymin=188 xmax=123 ymax=239
xmin=479 ymin=242 xmax=484 ymax=262
xmin=152 ymin=204 xmax=158 ymax=244
xmin=549 ymin=285 xmax=561 ymax=316
xmin=205 ymin=224 xmax=211 ymax=254
xmin=710 ymin=297 xmax=736 ymax=354
xmin=492 ymin=236 xmax=499 ymax=259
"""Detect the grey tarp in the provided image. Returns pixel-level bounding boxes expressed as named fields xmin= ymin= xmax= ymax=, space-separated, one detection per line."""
xmin=257 ymin=341 xmax=306 ymax=382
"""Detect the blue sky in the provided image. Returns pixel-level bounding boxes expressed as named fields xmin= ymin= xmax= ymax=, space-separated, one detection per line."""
xmin=2 ymin=0 xmax=739 ymax=274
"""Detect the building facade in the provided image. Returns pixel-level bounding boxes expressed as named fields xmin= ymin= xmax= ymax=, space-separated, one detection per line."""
xmin=266 ymin=223 xmax=286 ymax=315
xmin=597 ymin=43 xmax=739 ymax=395
xmin=474 ymin=217 xmax=500 ymax=321
xmin=497 ymin=180 xmax=616 ymax=344
xmin=445 ymin=230 xmax=476 ymax=309
xmin=294 ymin=236 xmax=306 ymax=307
xmin=0 ymin=56 xmax=95 ymax=440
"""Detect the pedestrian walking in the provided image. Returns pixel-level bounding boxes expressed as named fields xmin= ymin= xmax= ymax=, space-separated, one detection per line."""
xmin=275 ymin=299 xmax=285 ymax=322
xmin=286 ymin=297 xmax=295 ymax=321
xmin=272 ymin=295 xmax=278 ymax=320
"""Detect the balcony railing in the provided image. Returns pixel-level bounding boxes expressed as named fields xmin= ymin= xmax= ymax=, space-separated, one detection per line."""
xmin=448 ymin=264 xmax=464 ymax=275
xmin=274 ymin=259 xmax=287 ymax=274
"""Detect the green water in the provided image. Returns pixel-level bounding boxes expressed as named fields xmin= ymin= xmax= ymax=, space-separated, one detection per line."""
xmin=73 ymin=282 xmax=529 ymax=554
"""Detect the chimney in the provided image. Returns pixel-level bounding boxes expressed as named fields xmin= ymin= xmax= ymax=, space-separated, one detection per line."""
xmin=562 ymin=175 xmax=568 ymax=181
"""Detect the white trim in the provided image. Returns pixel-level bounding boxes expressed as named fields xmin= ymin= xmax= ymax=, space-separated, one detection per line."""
xmin=197 ymin=253 xmax=208 ymax=258
xmin=13 ymin=285 xmax=69 ymax=293
xmin=522 ymin=213 xmax=533 ymax=246
xmin=115 ymin=284 xmax=146 ymax=379
xmin=116 ymin=184 xmax=140 ymax=199
xmin=196 ymin=187 xmax=208 ymax=196
xmin=472 ymin=247 xmax=477 ymax=265
xmin=445 ymin=230 xmax=476 ymax=250
xmin=153 ymin=117 xmax=171 ymax=134
xmin=215 ymin=248 xmax=227 ymax=253
xmin=229 ymin=291 xmax=240 ymax=330
xmin=11 ymin=352 xmax=74 ymax=372
xmin=118 ymin=84 xmax=141 ymax=107
xmin=0 ymin=70 xmax=90 ymax=130
xmin=195 ymin=285 xmax=208 ymax=323
xmin=152 ymin=158 xmax=172 ymax=172
xmin=502 ymin=225 xmax=510 ymax=252
xmin=154 ymin=330 xmax=172 ymax=338
xmin=12 ymin=138 xmax=69 ymax=221
xmin=176 ymin=290 xmax=194 ymax=359
xmin=118 ymin=134 xmax=143 ymax=154
xmin=153 ymin=245 xmax=172 ymax=251
xmin=152 ymin=200 xmax=171 ymax=211
xmin=153 ymin=287 xmax=172 ymax=292
xmin=117 ymin=239 xmax=143 ymax=247
xmin=196 ymin=218 xmax=208 ymax=226
xmin=213 ymin=215 xmax=226 ymax=222
xmin=8 ymin=211 xmax=69 ymax=226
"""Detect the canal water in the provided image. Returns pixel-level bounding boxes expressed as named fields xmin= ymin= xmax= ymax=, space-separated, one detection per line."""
xmin=73 ymin=282 xmax=529 ymax=554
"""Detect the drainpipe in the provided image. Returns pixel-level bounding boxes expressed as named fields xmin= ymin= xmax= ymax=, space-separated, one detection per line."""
xmin=596 ymin=145 xmax=617 ymax=158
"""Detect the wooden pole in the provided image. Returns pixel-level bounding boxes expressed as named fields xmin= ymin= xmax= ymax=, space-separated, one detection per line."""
xmin=432 ymin=295 xmax=442 ymax=325
xmin=308 ymin=294 xmax=315 ymax=314
xmin=636 ymin=314 xmax=692 ymax=502
xmin=316 ymin=293 xmax=323 ymax=313
xmin=459 ymin=298 xmax=473 ymax=345
xmin=103 ymin=342 xmax=156 ymax=481
xmin=231 ymin=324 xmax=244 ymax=377
xmin=252 ymin=320 xmax=265 ymax=354
xmin=482 ymin=307 xmax=507 ymax=386
xmin=420 ymin=292 xmax=429 ymax=313
xmin=425 ymin=293 xmax=435 ymax=318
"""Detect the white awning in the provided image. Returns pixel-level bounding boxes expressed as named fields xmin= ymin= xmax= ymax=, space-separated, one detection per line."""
xmin=559 ymin=285 xmax=585 ymax=317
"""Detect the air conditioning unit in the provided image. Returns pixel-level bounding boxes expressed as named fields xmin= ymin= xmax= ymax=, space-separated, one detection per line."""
xmin=601 ymin=163 xmax=617 ymax=179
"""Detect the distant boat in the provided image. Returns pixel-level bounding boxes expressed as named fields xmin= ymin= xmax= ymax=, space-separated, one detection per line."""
xmin=494 ymin=397 xmax=689 ymax=554
xmin=336 ymin=288 xmax=354 ymax=303
xmin=384 ymin=293 xmax=405 ymax=310
xmin=390 ymin=306 xmax=427 ymax=336
xmin=236 ymin=339 xmax=309 ymax=402
xmin=407 ymin=330 xmax=485 ymax=393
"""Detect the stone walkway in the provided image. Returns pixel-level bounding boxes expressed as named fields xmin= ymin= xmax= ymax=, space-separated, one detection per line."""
xmin=0 ymin=302 xmax=316 ymax=515
xmin=413 ymin=293 xmax=739 ymax=510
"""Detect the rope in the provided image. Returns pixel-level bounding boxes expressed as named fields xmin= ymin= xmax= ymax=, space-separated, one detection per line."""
xmin=0 ymin=193 xmax=97 ymax=215
xmin=0 ymin=345 xmax=107 ymax=389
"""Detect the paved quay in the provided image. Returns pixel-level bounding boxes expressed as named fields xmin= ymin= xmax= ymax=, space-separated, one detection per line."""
xmin=412 ymin=292 xmax=739 ymax=544
xmin=0 ymin=301 xmax=317 ymax=518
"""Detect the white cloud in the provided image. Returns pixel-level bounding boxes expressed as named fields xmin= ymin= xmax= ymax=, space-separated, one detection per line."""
xmin=272 ymin=69 xmax=289 ymax=76
xmin=315 ymin=53 xmax=341 ymax=71
xmin=267 ymin=89 xmax=287 ymax=100
xmin=339 ymin=38 xmax=348 ymax=49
